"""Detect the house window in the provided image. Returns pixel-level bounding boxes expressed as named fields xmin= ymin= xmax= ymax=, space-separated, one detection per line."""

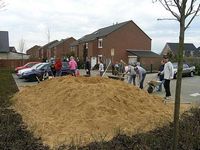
xmin=70 ymin=47 xmax=75 ymax=52
xmin=190 ymin=51 xmax=194 ymax=57
xmin=85 ymin=43 xmax=88 ymax=49
xmin=98 ymin=39 xmax=103 ymax=48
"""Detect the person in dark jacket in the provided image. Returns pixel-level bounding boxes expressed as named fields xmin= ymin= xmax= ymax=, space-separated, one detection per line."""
xmin=50 ymin=63 xmax=56 ymax=77
xmin=85 ymin=57 xmax=91 ymax=76
xmin=157 ymin=60 xmax=165 ymax=92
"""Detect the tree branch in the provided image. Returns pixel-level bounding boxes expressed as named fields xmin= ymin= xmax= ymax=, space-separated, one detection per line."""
xmin=0 ymin=0 xmax=6 ymax=9
xmin=186 ymin=0 xmax=195 ymax=17
xmin=174 ymin=0 xmax=181 ymax=10
xmin=185 ymin=4 xmax=200 ymax=30
xmin=163 ymin=0 xmax=181 ymax=20
xmin=157 ymin=18 xmax=178 ymax=20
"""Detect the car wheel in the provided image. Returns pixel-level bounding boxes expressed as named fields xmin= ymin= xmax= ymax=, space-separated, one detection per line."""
xmin=147 ymin=86 xmax=154 ymax=93
xmin=190 ymin=71 xmax=194 ymax=77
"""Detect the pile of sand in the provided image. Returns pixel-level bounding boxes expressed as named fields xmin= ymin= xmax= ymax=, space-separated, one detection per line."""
xmin=12 ymin=76 xmax=188 ymax=148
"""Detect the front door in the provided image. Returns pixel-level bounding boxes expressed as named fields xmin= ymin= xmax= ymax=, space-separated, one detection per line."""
xmin=91 ymin=57 xmax=97 ymax=69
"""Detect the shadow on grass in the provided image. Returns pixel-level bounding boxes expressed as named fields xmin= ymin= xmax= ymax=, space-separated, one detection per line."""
xmin=0 ymin=69 xmax=49 ymax=150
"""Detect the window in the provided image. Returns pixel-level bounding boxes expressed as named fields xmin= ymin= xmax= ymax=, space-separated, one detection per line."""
xmin=183 ymin=64 xmax=189 ymax=69
xmin=70 ymin=47 xmax=75 ymax=52
xmin=85 ymin=43 xmax=88 ymax=49
xmin=190 ymin=51 xmax=194 ymax=57
xmin=98 ymin=39 xmax=103 ymax=48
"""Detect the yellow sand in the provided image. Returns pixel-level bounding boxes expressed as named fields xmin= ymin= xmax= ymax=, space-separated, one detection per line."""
xmin=12 ymin=76 xmax=189 ymax=148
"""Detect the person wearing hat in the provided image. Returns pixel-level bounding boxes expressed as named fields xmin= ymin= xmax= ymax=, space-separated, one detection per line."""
xmin=161 ymin=55 xmax=174 ymax=100
xmin=134 ymin=63 xmax=146 ymax=89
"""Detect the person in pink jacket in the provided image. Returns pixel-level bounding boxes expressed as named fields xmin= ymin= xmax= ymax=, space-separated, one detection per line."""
xmin=68 ymin=56 xmax=77 ymax=76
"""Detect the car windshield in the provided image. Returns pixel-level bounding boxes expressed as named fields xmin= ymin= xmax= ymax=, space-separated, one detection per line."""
xmin=62 ymin=62 xmax=69 ymax=68
xmin=26 ymin=62 xmax=37 ymax=67
xmin=173 ymin=63 xmax=178 ymax=69
xmin=37 ymin=63 xmax=49 ymax=70
xmin=31 ymin=63 xmax=43 ymax=69
xmin=173 ymin=63 xmax=190 ymax=69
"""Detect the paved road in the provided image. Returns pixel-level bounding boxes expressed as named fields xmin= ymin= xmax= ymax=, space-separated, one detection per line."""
xmin=13 ymin=70 xmax=200 ymax=103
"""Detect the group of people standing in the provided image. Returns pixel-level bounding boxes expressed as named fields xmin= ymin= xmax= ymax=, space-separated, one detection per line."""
xmin=84 ymin=58 xmax=105 ymax=77
xmin=70 ymin=56 xmax=173 ymax=100
xmin=126 ymin=55 xmax=174 ymax=100
xmin=50 ymin=56 xmax=78 ymax=77
xmin=112 ymin=60 xmax=125 ymax=75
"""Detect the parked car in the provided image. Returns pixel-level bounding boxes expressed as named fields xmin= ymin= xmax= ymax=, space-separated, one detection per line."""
xmin=17 ymin=63 xmax=43 ymax=78
xmin=22 ymin=63 xmax=53 ymax=81
xmin=15 ymin=62 xmax=40 ymax=73
xmin=61 ymin=61 xmax=71 ymax=76
xmin=173 ymin=63 xmax=195 ymax=79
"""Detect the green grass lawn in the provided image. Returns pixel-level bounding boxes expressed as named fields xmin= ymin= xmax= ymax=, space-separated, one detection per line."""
xmin=0 ymin=69 xmax=49 ymax=150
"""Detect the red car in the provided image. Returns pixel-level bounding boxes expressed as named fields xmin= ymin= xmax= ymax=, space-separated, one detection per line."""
xmin=15 ymin=62 xmax=40 ymax=73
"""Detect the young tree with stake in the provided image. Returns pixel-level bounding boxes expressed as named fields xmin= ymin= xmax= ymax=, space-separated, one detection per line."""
xmin=153 ymin=0 xmax=200 ymax=149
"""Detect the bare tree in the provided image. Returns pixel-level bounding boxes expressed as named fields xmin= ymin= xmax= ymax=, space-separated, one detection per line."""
xmin=18 ymin=38 xmax=26 ymax=65
xmin=153 ymin=0 xmax=200 ymax=149
xmin=46 ymin=27 xmax=50 ymax=43
xmin=46 ymin=27 xmax=51 ymax=59
xmin=0 ymin=0 xmax=6 ymax=10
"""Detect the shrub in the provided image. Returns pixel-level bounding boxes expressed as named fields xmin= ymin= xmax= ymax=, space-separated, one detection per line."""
xmin=195 ymin=64 xmax=200 ymax=75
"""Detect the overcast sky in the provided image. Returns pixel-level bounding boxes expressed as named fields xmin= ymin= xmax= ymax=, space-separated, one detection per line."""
xmin=0 ymin=0 xmax=199 ymax=53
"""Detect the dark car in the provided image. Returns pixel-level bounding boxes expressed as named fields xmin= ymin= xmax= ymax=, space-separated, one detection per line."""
xmin=22 ymin=63 xmax=53 ymax=81
xmin=173 ymin=63 xmax=195 ymax=79
xmin=61 ymin=61 xmax=71 ymax=76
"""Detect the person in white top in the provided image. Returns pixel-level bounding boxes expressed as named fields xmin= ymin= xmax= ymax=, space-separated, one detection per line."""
xmin=127 ymin=63 xmax=136 ymax=85
xmin=134 ymin=64 xmax=146 ymax=89
xmin=161 ymin=56 xmax=174 ymax=99
xmin=99 ymin=60 xmax=104 ymax=76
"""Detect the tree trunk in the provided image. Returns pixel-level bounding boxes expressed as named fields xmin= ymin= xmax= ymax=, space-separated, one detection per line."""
xmin=173 ymin=3 xmax=186 ymax=150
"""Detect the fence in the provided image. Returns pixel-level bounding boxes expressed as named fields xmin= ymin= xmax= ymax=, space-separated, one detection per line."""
xmin=0 ymin=59 xmax=42 ymax=70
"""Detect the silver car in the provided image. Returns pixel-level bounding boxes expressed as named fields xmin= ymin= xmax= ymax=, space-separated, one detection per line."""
xmin=173 ymin=63 xmax=195 ymax=79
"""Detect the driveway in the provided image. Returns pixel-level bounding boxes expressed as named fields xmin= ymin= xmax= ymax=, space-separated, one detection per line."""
xmin=143 ymin=73 xmax=200 ymax=103
xmin=13 ymin=71 xmax=200 ymax=103
xmin=12 ymin=74 xmax=38 ymax=90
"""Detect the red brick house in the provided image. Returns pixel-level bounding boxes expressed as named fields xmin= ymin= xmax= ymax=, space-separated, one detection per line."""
xmin=48 ymin=37 xmax=76 ymax=59
xmin=70 ymin=20 xmax=158 ymax=69
xmin=26 ymin=45 xmax=41 ymax=58
xmin=39 ymin=40 xmax=59 ymax=59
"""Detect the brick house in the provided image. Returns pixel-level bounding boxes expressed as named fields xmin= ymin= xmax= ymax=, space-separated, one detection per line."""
xmin=161 ymin=42 xmax=198 ymax=57
xmin=71 ymin=20 xmax=155 ymax=69
xmin=127 ymin=50 xmax=162 ymax=71
xmin=39 ymin=40 xmax=59 ymax=60
xmin=48 ymin=37 xmax=76 ymax=59
xmin=26 ymin=45 xmax=41 ymax=58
